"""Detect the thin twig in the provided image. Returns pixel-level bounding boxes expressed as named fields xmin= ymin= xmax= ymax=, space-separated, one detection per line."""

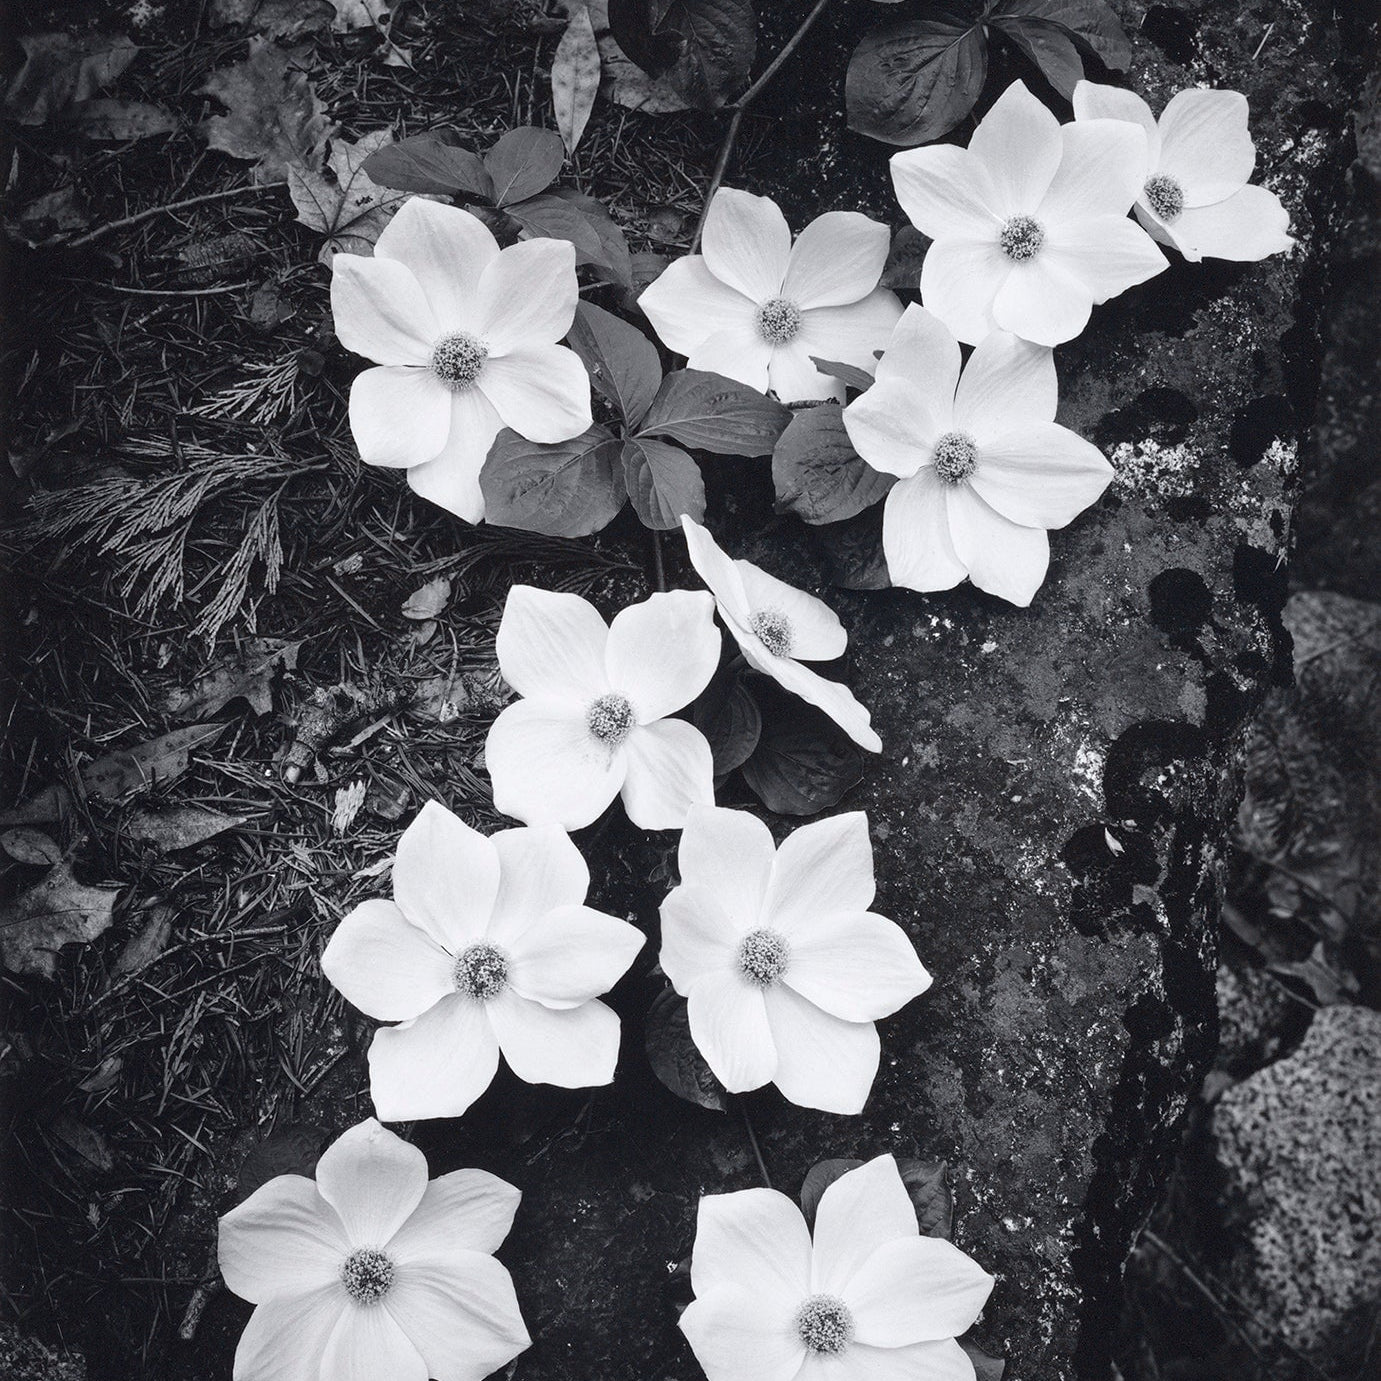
xmin=60 ymin=183 xmax=280 ymax=249
xmin=739 ymin=1101 xmax=772 ymax=1188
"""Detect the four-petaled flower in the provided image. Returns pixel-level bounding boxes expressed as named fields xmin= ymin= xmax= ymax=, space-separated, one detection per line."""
xmin=639 ymin=188 xmax=903 ymax=404
xmin=330 ymin=197 xmax=592 ymax=523
xmin=843 ymin=305 xmax=1113 ymax=606
xmin=660 ymin=806 xmax=930 ymax=1114
xmin=681 ymin=516 xmax=881 ymax=752
xmin=891 ymin=80 xmax=1168 ymax=346
xmin=219 ymin=1118 xmax=531 ymax=1381
xmin=680 ymin=1155 xmax=994 ymax=1381
xmin=1073 ymin=81 xmax=1294 ymax=264
xmin=485 ymin=585 xmax=721 ymax=831
xmin=322 ymin=801 xmax=644 ymax=1119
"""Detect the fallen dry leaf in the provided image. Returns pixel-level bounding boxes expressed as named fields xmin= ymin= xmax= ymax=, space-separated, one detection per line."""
xmin=401 ymin=575 xmax=451 ymax=620
xmin=210 ymin=0 xmax=335 ymax=37
xmin=124 ymin=805 xmax=246 ymax=852
xmin=553 ymin=3 xmax=601 ymax=152
xmin=49 ymin=1113 xmax=114 ymax=1172
xmin=159 ymin=638 xmax=301 ymax=720
xmin=111 ymin=902 xmax=174 ymax=978
xmin=81 ymin=723 xmax=226 ymax=804
xmin=76 ymin=98 xmax=177 ymax=141
xmin=5 ymin=33 xmax=139 ymax=126
xmin=0 ymin=828 xmax=63 ymax=866
xmin=330 ymin=0 xmax=390 ymax=29
xmin=0 ymin=861 xmax=122 ymax=977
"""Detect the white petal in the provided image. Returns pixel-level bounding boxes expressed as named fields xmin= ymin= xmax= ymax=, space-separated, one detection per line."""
xmin=368 ymin=995 xmax=501 ymax=1122
xmin=764 ymin=656 xmax=882 ymax=753
xmin=488 ymin=825 xmax=590 ymax=937
xmin=638 ymin=255 xmax=759 ymax=357
xmin=330 ymin=255 xmax=437 ymax=365
xmin=488 ymin=990 xmax=621 ymax=1087
xmin=687 ymin=323 xmax=774 ymax=395
xmin=811 ymin=1155 xmax=917 ymax=1296
xmin=348 ymin=366 xmax=452 ymax=468
xmin=1072 ymin=80 xmax=1161 ymax=165
xmin=392 ymin=800 xmax=500 ymax=953
xmin=606 ymin=589 xmax=720 ymax=722
xmin=659 ymin=884 xmax=742 ymax=992
xmin=687 ymin=970 xmax=776 ymax=1092
xmin=1042 ymin=214 xmax=1168 ymax=303
xmin=405 ymin=388 xmax=504 ymax=524
xmin=953 ymin=332 xmax=1057 ymax=434
xmin=321 ymin=899 xmax=457 ymax=1022
xmin=763 ymin=813 xmax=876 ymax=928
xmin=783 ymin=211 xmax=892 ymax=309
xmin=322 ymin=1300 xmax=428 ymax=1381
xmin=701 ymin=187 xmax=792 ymax=302
xmin=874 ymin=304 xmax=961 ymax=414
xmin=1038 ymin=119 xmax=1148 ymax=225
xmin=231 ymin=1289 xmax=345 ymax=1381
xmin=677 ymin=804 xmax=777 ymax=930
xmin=796 ymin=1339 xmax=978 ymax=1381
xmin=991 ymin=259 xmax=1093 ymax=347
xmin=968 ymin=80 xmax=1062 ymax=217
xmin=495 ymin=584 xmax=610 ymax=702
xmin=679 ymin=1289 xmax=805 ymax=1381
xmin=219 ymin=1175 xmax=346 ymax=1304
xmin=881 ymin=470 xmax=966 ymax=593
xmin=1157 ymin=88 xmax=1255 ymax=205
xmin=734 ymin=562 xmax=847 ymax=662
xmin=842 ymin=378 xmax=942 ymax=480
xmin=689 ymin=1185 xmax=812 ymax=1305
xmin=505 ymin=904 xmax=644 ymax=1007
xmin=374 ymin=199 xmax=499 ymax=333
xmin=315 ymin=1118 xmax=428 ymax=1248
xmin=485 ymin=696 xmax=627 ymax=830
xmin=890 ymin=145 xmax=1000 ymax=241
xmin=944 ymin=484 xmax=1050 ymax=606
xmin=783 ymin=910 xmax=930 ymax=1021
xmin=767 ymin=339 xmax=845 ymax=405
xmin=473 ymin=238 xmax=579 ymax=351
xmin=387 ymin=1170 xmax=521 ymax=1261
xmin=968 ymin=423 xmax=1112 ymax=529
xmin=682 ymin=514 xmax=752 ymax=625
xmin=387 ymin=1252 xmax=530 ymax=1381
xmin=477 ymin=343 xmax=592 ymax=444
xmin=792 ymin=291 xmax=905 ymax=388
xmin=619 ymin=718 xmax=716 ymax=831
xmin=763 ymin=983 xmax=879 ymax=1115
xmin=845 ymin=1236 xmax=995 ymax=1346
xmin=1153 ymin=183 xmax=1293 ymax=262
xmin=920 ymin=238 xmax=1008 ymax=346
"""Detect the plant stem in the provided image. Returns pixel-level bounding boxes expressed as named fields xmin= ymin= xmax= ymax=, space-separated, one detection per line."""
xmin=652 ymin=529 xmax=668 ymax=591
xmin=60 ymin=183 xmax=276 ymax=249
xmin=739 ymin=1099 xmax=772 ymax=1188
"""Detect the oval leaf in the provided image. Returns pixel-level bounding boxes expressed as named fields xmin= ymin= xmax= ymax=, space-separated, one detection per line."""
xmin=817 ymin=505 xmax=891 ymax=591
xmin=609 ymin=0 xmax=756 ymax=110
xmin=638 ymin=369 xmax=791 ymax=456
xmin=360 ymin=128 xmax=493 ymax=197
xmin=480 ymin=425 xmax=627 ymax=537
xmin=0 ymin=827 xmax=63 ymax=866
xmin=484 ymin=126 xmax=565 ymax=207
xmin=773 ymin=403 xmax=894 ymax=525
xmin=990 ymin=14 xmax=1084 ymax=98
xmin=553 ymin=4 xmax=602 ymax=153
xmin=622 ymin=436 xmax=706 ymax=530
xmin=645 ymin=986 xmax=729 ymax=1111
xmin=960 ymin=1341 xmax=1008 ymax=1381
xmin=989 ymin=0 xmax=1132 ymax=69
xmin=569 ymin=300 xmax=662 ymax=427
xmin=741 ymin=679 xmax=864 ymax=816
xmin=799 ymin=1157 xmax=865 ymax=1227
xmin=547 ymin=187 xmax=635 ymax=287
xmin=692 ymin=667 xmax=762 ymax=776
xmin=808 ymin=357 xmax=876 ymax=395
xmin=799 ymin=1156 xmax=953 ymax=1237
xmin=505 ymin=192 xmax=608 ymax=261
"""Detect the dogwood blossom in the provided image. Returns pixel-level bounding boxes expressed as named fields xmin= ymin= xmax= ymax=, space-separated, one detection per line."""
xmin=681 ymin=1155 xmax=994 ymax=1381
xmin=486 ymin=585 xmax=720 ymax=830
xmin=660 ymin=806 xmax=930 ymax=1114
xmin=891 ymin=80 xmax=1168 ymax=346
xmin=639 ymin=188 xmax=902 ymax=403
xmin=321 ymin=801 xmax=644 ymax=1119
xmin=681 ymin=516 xmax=881 ymax=752
xmin=219 ymin=1118 xmax=530 ymax=1381
xmin=330 ymin=197 xmax=592 ymax=522
xmin=1073 ymin=81 xmax=1293 ymax=263
xmin=843 ymin=305 xmax=1112 ymax=606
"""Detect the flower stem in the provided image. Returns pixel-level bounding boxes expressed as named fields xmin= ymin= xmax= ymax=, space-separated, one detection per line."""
xmin=739 ymin=1099 xmax=773 ymax=1188
xmin=652 ymin=528 xmax=668 ymax=591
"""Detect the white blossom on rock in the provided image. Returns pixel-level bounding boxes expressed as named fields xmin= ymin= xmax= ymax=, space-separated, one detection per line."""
xmin=890 ymin=80 xmax=1168 ymax=346
xmin=681 ymin=1155 xmax=994 ymax=1381
xmin=1073 ymin=80 xmax=1294 ymax=263
xmin=330 ymin=197 xmax=592 ymax=523
xmin=485 ymin=584 xmax=720 ymax=831
xmin=681 ymin=516 xmax=881 ymax=752
xmin=660 ymin=806 xmax=930 ymax=1114
xmin=843 ymin=305 xmax=1112 ymax=606
xmin=219 ymin=1118 xmax=530 ymax=1381
xmin=638 ymin=188 xmax=903 ymax=403
xmin=321 ymin=801 xmax=644 ymax=1119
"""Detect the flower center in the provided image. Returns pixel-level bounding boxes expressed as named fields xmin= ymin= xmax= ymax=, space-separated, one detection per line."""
xmin=340 ymin=1247 xmax=395 ymax=1305
xmin=586 ymin=692 xmax=636 ymax=748
xmin=453 ymin=942 xmax=510 ymax=1001
xmin=999 ymin=214 xmax=1045 ymax=263
xmin=795 ymin=1294 xmax=855 ymax=1355
xmin=1143 ymin=173 xmax=1186 ymax=223
xmin=755 ymin=297 xmax=803 ymax=345
xmin=430 ymin=332 xmax=489 ymax=389
xmin=932 ymin=430 xmax=978 ymax=484
xmin=736 ymin=928 xmax=790 ymax=986
xmin=749 ymin=609 xmax=793 ymax=658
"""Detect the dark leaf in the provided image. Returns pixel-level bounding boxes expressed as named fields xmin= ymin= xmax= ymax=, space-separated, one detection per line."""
xmin=81 ymin=724 xmax=227 ymax=803
xmin=506 ymin=192 xmax=609 ymax=263
xmin=480 ymin=425 xmax=627 ymax=537
xmin=622 ymin=437 xmax=706 ymax=530
xmin=75 ymin=98 xmax=177 ymax=140
xmin=484 ymin=126 xmax=566 ymax=207
xmin=638 ymin=369 xmax=791 ymax=456
xmin=0 ymin=862 xmax=121 ymax=978
xmin=741 ymin=679 xmax=864 ymax=815
xmin=846 ymin=16 xmax=988 ymax=147
xmin=960 ymin=1341 xmax=1007 ymax=1380
xmin=111 ymin=902 xmax=174 ymax=978
xmin=49 ymin=1114 xmax=113 ymax=1173
xmin=569 ymin=301 xmax=663 ymax=427
xmin=234 ymin=1124 xmax=325 ymax=1204
xmin=0 ymin=828 xmax=63 ymax=866
xmin=799 ymin=1158 xmax=864 ymax=1227
xmin=5 ymin=33 xmax=139 ymax=126
xmin=693 ymin=667 xmax=763 ymax=776
xmin=799 ymin=1156 xmax=953 ymax=1236
xmin=124 ymin=805 xmax=246 ymax=852
xmin=817 ymin=505 xmax=892 ymax=590
xmin=989 ymin=0 xmax=1132 ymax=70
xmin=989 ymin=14 xmax=1084 ymax=98
xmin=645 ymin=986 xmax=729 ymax=1111
xmin=360 ymin=128 xmax=493 ymax=198
xmin=158 ymin=637 xmax=300 ymax=720
xmin=773 ymin=404 xmax=894 ymax=525
xmin=546 ymin=188 xmax=635 ymax=287
xmin=210 ymin=0 xmax=335 ymax=38
xmin=609 ymin=0 xmax=756 ymax=110
xmin=808 ymin=357 xmax=876 ymax=395
xmin=879 ymin=224 xmax=931 ymax=291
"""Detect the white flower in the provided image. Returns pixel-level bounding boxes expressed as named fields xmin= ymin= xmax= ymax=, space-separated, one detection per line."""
xmin=330 ymin=198 xmax=592 ymax=523
xmin=680 ymin=1155 xmax=993 ymax=1381
xmin=680 ymin=516 xmax=881 ymax=752
xmin=638 ymin=188 xmax=903 ymax=403
xmin=843 ymin=305 xmax=1112 ymax=606
xmin=1073 ymin=81 xmax=1294 ymax=263
xmin=660 ymin=806 xmax=930 ymax=1114
xmin=485 ymin=584 xmax=720 ymax=830
xmin=321 ymin=801 xmax=644 ymax=1119
xmin=218 ymin=1118 xmax=530 ymax=1381
xmin=891 ymin=80 xmax=1168 ymax=346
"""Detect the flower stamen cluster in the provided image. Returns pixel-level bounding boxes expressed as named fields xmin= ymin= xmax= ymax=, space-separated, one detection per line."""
xmin=1143 ymin=173 xmax=1186 ymax=223
xmin=794 ymin=1294 xmax=855 ymax=1354
xmin=430 ymin=331 xmax=489 ymax=389
xmin=755 ymin=297 xmax=803 ymax=345
xmin=999 ymin=214 xmax=1045 ymax=263
xmin=339 ymin=1246 xmax=395 ymax=1305
xmin=932 ymin=431 xmax=978 ymax=485
xmin=736 ymin=928 xmax=790 ymax=986
xmin=749 ymin=609 xmax=793 ymax=657
xmin=586 ymin=692 xmax=636 ymax=747
xmin=453 ymin=942 xmax=510 ymax=1001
